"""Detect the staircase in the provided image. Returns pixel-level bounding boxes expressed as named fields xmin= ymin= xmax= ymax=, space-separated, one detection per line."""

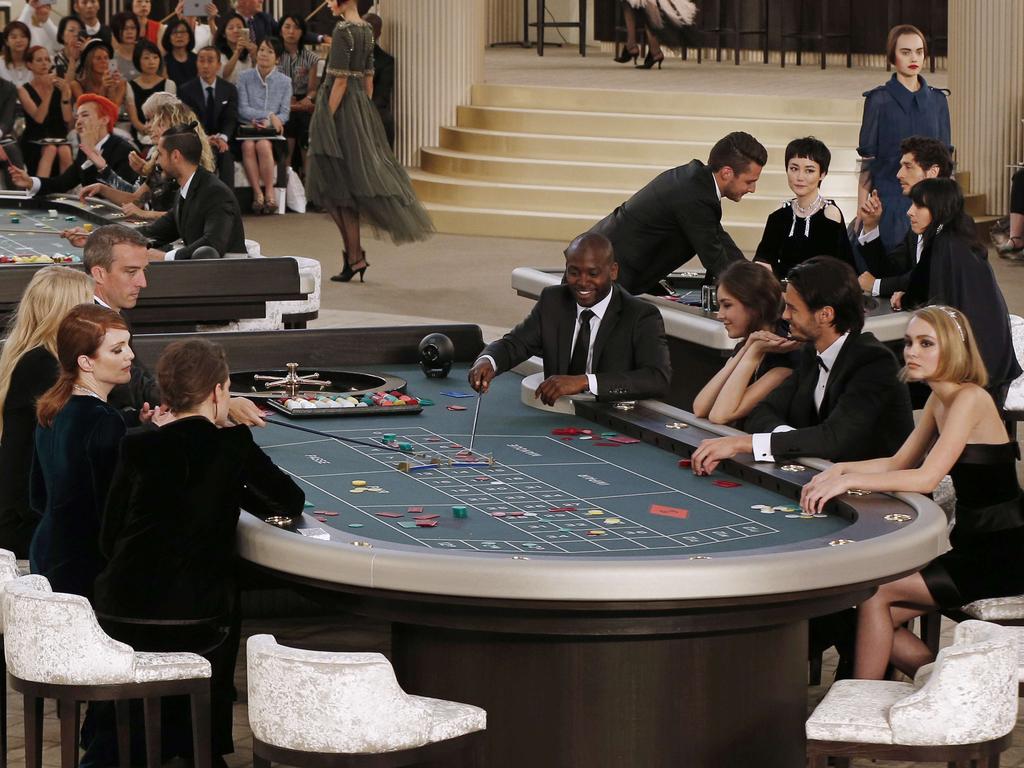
xmin=410 ymin=83 xmax=985 ymax=249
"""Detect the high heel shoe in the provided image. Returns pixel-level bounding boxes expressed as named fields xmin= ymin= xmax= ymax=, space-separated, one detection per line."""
xmin=330 ymin=250 xmax=369 ymax=282
xmin=637 ymin=51 xmax=664 ymax=69
xmin=614 ymin=45 xmax=639 ymax=64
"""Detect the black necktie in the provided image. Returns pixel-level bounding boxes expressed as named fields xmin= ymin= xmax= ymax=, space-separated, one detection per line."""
xmin=204 ymin=86 xmax=216 ymax=133
xmin=817 ymin=356 xmax=829 ymax=372
xmin=568 ymin=309 xmax=595 ymax=376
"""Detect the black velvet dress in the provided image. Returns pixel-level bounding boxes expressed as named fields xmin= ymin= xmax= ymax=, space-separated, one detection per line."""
xmin=29 ymin=395 xmax=126 ymax=597
xmin=93 ymin=417 xmax=304 ymax=759
xmin=922 ymin=441 xmax=1024 ymax=609
xmin=0 ymin=347 xmax=58 ymax=558
xmin=753 ymin=200 xmax=855 ymax=280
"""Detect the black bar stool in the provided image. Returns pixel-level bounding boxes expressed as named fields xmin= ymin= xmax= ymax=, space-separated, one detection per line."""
xmin=780 ymin=0 xmax=853 ymax=69
xmin=886 ymin=0 xmax=946 ymax=73
xmin=705 ymin=0 xmax=769 ymax=65
xmin=525 ymin=0 xmax=587 ymax=57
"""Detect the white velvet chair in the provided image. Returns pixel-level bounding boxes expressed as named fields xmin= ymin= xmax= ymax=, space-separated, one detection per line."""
xmin=3 ymin=576 xmax=213 ymax=768
xmin=806 ymin=620 xmax=1018 ymax=767
xmin=0 ymin=550 xmax=21 ymax=768
xmin=246 ymin=634 xmax=486 ymax=767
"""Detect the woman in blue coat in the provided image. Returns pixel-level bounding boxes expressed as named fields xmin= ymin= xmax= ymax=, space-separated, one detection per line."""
xmin=857 ymin=24 xmax=951 ymax=252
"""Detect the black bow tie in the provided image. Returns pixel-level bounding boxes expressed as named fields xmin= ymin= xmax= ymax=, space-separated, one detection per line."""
xmin=817 ymin=356 xmax=829 ymax=372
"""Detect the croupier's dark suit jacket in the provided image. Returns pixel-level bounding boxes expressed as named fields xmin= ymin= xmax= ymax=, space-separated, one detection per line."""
xmin=479 ymin=284 xmax=671 ymax=401
xmin=588 ymin=159 xmax=744 ymax=295
xmin=137 ymin=167 xmax=246 ymax=259
xmin=861 ymin=228 xmax=919 ymax=297
xmin=745 ymin=332 xmax=914 ymax=461
xmin=37 ymin=133 xmax=137 ymax=195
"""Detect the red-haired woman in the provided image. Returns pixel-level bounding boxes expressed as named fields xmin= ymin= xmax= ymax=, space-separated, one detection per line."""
xmin=29 ymin=303 xmax=133 ymax=598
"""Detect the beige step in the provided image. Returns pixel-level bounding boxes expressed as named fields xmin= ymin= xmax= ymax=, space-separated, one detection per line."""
xmin=425 ymin=201 xmax=768 ymax=249
xmin=438 ymin=127 xmax=862 ymax=172
xmin=471 ymin=83 xmax=863 ymax=122
xmin=456 ymin=105 xmax=861 ymax=146
xmin=421 ymin=147 xmax=859 ymax=199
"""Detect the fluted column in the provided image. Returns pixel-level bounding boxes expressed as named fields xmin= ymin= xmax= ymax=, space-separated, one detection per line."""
xmin=487 ymin=0 xmax=521 ymax=45
xmin=948 ymin=0 xmax=1024 ymax=214
xmin=377 ymin=0 xmax=486 ymax=166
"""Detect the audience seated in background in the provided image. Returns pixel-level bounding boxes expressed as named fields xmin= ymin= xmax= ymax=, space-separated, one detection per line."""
xmin=893 ymin=177 xmax=1022 ymax=404
xmin=691 ymin=256 xmax=913 ymax=472
xmin=75 ymin=0 xmax=111 ymax=45
xmin=126 ymin=40 xmax=176 ymax=144
xmin=364 ymin=12 xmax=394 ymax=149
xmin=692 ymin=261 xmax=798 ymax=426
xmin=233 ymin=0 xmax=325 ymax=46
xmin=132 ymin=0 xmax=160 ymax=45
xmin=800 ymin=306 xmax=1024 ymax=680
xmin=469 ymin=232 xmax=671 ymax=406
xmin=29 ymin=303 xmax=131 ymax=597
xmin=17 ymin=45 xmax=73 ymax=177
xmin=18 ymin=0 xmax=60 ymax=56
xmin=996 ymin=166 xmax=1024 ymax=257
xmin=0 ymin=21 xmax=34 ymax=86
xmin=109 ymin=11 xmax=140 ymax=80
xmin=236 ymin=35 xmax=291 ymax=214
xmin=53 ymin=15 xmax=84 ymax=78
xmin=0 ymin=78 xmax=26 ymax=185
xmin=180 ymin=45 xmax=238 ymax=187
xmin=0 ymin=267 xmax=93 ymax=559
xmin=162 ymin=17 xmax=198 ymax=88
xmin=70 ymin=38 xmax=126 ymax=111
xmin=215 ymin=12 xmax=255 ymax=84
xmin=856 ymin=135 xmax=953 ymax=296
xmin=176 ymin=0 xmax=221 ymax=52
xmin=93 ymin=338 xmax=303 ymax=765
xmin=9 ymin=93 xmax=137 ymax=195
xmin=276 ymin=14 xmax=318 ymax=174
xmin=753 ymin=136 xmax=854 ymax=280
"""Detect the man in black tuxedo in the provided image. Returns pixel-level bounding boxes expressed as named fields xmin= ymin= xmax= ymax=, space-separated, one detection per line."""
xmin=691 ymin=256 xmax=913 ymax=473
xmin=8 ymin=94 xmax=136 ymax=195
xmin=138 ymin=123 xmax=247 ymax=259
xmin=856 ymin=136 xmax=954 ymax=301
xmin=468 ymin=232 xmax=671 ymax=406
xmin=179 ymin=47 xmax=239 ymax=187
xmin=588 ymin=131 xmax=766 ymax=295
xmin=364 ymin=13 xmax=395 ymax=148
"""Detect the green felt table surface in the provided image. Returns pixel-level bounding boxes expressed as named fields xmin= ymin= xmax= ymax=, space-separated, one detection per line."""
xmin=254 ymin=365 xmax=851 ymax=557
xmin=0 ymin=207 xmax=85 ymax=262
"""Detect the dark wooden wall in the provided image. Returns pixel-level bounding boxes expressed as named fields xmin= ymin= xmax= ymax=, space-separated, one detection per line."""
xmin=593 ymin=0 xmax=947 ymax=57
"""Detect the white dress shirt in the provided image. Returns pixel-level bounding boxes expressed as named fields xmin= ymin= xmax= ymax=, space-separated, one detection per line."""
xmin=858 ymin=227 xmax=923 ymax=296
xmin=162 ymin=170 xmax=196 ymax=261
xmin=28 ymin=134 xmax=109 ymax=196
xmin=751 ymin=332 xmax=850 ymax=463
xmin=478 ymin=288 xmax=614 ymax=395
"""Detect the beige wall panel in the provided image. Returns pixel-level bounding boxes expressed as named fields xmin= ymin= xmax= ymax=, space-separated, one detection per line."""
xmin=488 ymin=0 xmax=520 ymax=44
xmin=378 ymin=0 xmax=486 ymax=166
xmin=949 ymin=0 xmax=1024 ymax=214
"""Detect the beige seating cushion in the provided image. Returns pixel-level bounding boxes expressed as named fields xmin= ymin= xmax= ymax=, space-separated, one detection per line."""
xmin=133 ymin=651 xmax=211 ymax=683
xmin=962 ymin=595 xmax=1024 ymax=621
xmin=806 ymin=679 xmax=911 ymax=744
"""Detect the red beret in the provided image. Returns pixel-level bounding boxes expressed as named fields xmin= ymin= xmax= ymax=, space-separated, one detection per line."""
xmin=76 ymin=93 xmax=119 ymax=133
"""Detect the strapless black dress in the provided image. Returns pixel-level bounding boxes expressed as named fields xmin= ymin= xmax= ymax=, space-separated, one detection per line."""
xmin=921 ymin=441 xmax=1024 ymax=608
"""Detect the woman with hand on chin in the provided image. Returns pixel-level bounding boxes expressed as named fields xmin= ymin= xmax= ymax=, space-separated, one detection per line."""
xmin=29 ymin=304 xmax=134 ymax=598
xmin=801 ymin=306 xmax=1024 ymax=680
xmin=305 ymin=0 xmax=433 ymax=282
xmin=692 ymin=260 xmax=798 ymax=426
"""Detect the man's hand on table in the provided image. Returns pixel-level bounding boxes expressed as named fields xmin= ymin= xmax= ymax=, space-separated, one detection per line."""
xmin=61 ymin=227 xmax=89 ymax=247
xmin=535 ymin=374 xmax=588 ymax=406
xmin=468 ymin=359 xmax=496 ymax=393
xmin=690 ymin=435 xmax=753 ymax=476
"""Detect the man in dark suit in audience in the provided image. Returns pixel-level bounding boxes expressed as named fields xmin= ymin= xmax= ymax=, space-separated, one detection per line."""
xmin=588 ymin=131 xmax=766 ymax=295
xmin=180 ymin=46 xmax=239 ymax=188
xmin=363 ymin=13 xmax=394 ymax=148
xmin=139 ymin=123 xmax=247 ymax=259
xmin=8 ymin=94 xmax=136 ymax=194
xmin=469 ymin=232 xmax=671 ymax=406
xmin=691 ymin=256 xmax=914 ymax=472
xmin=856 ymin=136 xmax=954 ymax=299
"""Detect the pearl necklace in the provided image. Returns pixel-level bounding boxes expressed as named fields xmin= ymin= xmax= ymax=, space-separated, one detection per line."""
xmin=72 ymin=384 xmax=102 ymax=399
xmin=792 ymin=194 xmax=824 ymax=218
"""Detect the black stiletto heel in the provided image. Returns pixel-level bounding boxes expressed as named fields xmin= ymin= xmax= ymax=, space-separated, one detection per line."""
xmin=614 ymin=45 xmax=639 ymax=64
xmin=637 ymin=51 xmax=664 ymax=69
xmin=331 ymin=251 xmax=355 ymax=282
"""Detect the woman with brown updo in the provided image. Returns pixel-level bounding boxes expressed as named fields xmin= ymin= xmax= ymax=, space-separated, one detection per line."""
xmin=94 ymin=338 xmax=303 ymax=764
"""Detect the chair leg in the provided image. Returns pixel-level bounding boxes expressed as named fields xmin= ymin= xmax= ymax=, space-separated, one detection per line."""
xmin=808 ymin=651 xmax=823 ymax=686
xmin=1 ymin=645 xmax=7 ymax=768
xmin=536 ymin=0 xmax=544 ymax=56
xmin=57 ymin=697 xmax=80 ymax=768
xmin=114 ymin=700 xmax=131 ymax=768
xmin=253 ymin=752 xmax=271 ymax=768
xmin=807 ymin=756 xmax=828 ymax=768
xmin=143 ymin=698 xmax=161 ymax=768
xmin=819 ymin=0 xmax=827 ymax=69
xmin=190 ymin=685 xmax=212 ymax=768
xmin=23 ymin=695 xmax=43 ymax=768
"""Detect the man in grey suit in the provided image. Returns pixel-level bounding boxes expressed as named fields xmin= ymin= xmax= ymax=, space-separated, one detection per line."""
xmin=469 ymin=233 xmax=671 ymax=406
xmin=589 ymin=131 xmax=767 ymax=294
